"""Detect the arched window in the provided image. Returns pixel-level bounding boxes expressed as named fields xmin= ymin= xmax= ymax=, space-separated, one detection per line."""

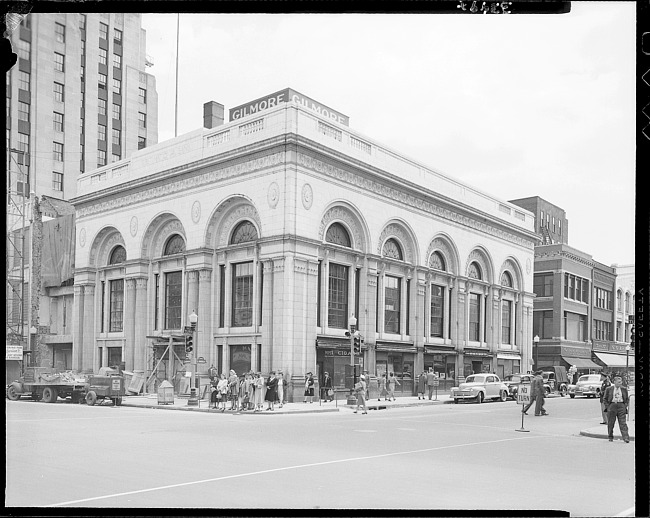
xmin=230 ymin=220 xmax=258 ymax=245
xmin=325 ymin=223 xmax=351 ymax=247
xmin=468 ymin=262 xmax=482 ymax=280
xmin=617 ymin=290 xmax=622 ymax=311
xmin=382 ymin=238 xmax=403 ymax=260
xmin=163 ymin=234 xmax=185 ymax=256
xmin=501 ymin=271 xmax=513 ymax=288
xmin=429 ymin=251 xmax=446 ymax=271
xmin=109 ymin=245 xmax=126 ymax=265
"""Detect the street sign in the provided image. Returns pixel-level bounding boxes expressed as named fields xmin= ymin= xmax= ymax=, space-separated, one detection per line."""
xmin=517 ymin=385 xmax=532 ymax=405
xmin=6 ymin=345 xmax=23 ymax=361
xmin=432 ymin=379 xmax=440 ymax=387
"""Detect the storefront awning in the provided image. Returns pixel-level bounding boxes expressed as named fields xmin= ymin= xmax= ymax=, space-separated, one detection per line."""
xmin=497 ymin=353 xmax=521 ymax=360
xmin=463 ymin=349 xmax=493 ymax=357
xmin=594 ymin=352 xmax=634 ymax=368
xmin=562 ymin=356 xmax=602 ymax=369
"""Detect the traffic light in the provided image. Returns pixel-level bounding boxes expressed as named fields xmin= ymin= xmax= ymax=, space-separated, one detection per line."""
xmin=353 ymin=332 xmax=361 ymax=355
xmin=630 ymin=327 xmax=635 ymax=349
xmin=185 ymin=333 xmax=194 ymax=354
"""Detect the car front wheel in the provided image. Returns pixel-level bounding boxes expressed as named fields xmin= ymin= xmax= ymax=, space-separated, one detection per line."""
xmin=499 ymin=390 xmax=507 ymax=402
xmin=476 ymin=392 xmax=484 ymax=404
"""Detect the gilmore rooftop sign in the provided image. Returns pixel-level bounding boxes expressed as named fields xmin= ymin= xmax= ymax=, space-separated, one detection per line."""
xmin=229 ymin=88 xmax=349 ymax=126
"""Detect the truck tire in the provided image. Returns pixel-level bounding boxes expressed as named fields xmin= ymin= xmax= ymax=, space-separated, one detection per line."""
xmin=544 ymin=387 xmax=551 ymax=396
xmin=7 ymin=383 xmax=21 ymax=401
xmin=42 ymin=387 xmax=58 ymax=403
xmin=560 ymin=385 xmax=568 ymax=397
xmin=85 ymin=391 xmax=97 ymax=406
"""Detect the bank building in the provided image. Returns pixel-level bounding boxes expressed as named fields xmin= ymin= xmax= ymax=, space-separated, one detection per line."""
xmin=71 ymin=89 xmax=538 ymax=399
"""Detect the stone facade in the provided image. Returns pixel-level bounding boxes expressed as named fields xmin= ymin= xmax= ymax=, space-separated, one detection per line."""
xmin=72 ymin=97 xmax=537 ymax=396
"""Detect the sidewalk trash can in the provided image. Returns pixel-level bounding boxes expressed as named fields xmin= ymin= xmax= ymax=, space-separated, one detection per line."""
xmin=157 ymin=380 xmax=174 ymax=405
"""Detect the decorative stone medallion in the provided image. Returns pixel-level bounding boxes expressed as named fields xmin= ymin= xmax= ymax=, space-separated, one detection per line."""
xmin=526 ymin=258 xmax=531 ymax=275
xmin=268 ymin=182 xmax=279 ymax=209
xmin=130 ymin=216 xmax=138 ymax=237
xmin=79 ymin=227 xmax=86 ymax=247
xmin=191 ymin=200 xmax=201 ymax=224
xmin=302 ymin=183 xmax=313 ymax=210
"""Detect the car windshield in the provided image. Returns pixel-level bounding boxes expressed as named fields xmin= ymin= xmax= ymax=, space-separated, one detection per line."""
xmin=578 ymin=375 xmax=599 ymax=383
xmin=465 ymin=375 xmax=485 ymax=383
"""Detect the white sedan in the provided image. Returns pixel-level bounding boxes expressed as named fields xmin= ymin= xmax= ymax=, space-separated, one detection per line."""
xmin=451 ymin=374 xmax=509 ymax=404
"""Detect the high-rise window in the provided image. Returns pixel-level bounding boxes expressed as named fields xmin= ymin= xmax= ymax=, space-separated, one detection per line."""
xmin=384 ymin=276 xmax=401 ymax=334
xmin=114 ymin=28 xmax=122 ymax=43
xmin=113 ymin=54 xmax=121 ymax=69
xmin=112 ymin=128 xmax=120 ymax=146
xmin=501 ymin=300 xmax=512 ymax=344
xmin=53 ymin=112 xmax=64 ymax=132
xmin=109 ymin=279 xmax=124 ymax=332
xmin=112 ymin=103 xmax=121 ymax=120
xmin=98 ymin=123 xmax=106 ymax=141
xmin=593 ymin=319 xmax=611 ymax=341
xmin=98 ymin=98 xmax=107 ymax=116
xmin=533 ymin=273 xmax=554 ymax=297
xmin=534 ymin=310 xmax=553 ymax=339
xmin=430 ymin=285 xmax=444 ymax=338
xmin=469 ymin=293 xmax=481 ymax=341
xmin=98 ymin=73 xmax=107 ymax=90
xmin=564 ymin=273 xmax=589 ymax=303
xmin=139 ymin=87 xmax=147 ymax=104
xmin=327 ymin=263 xmax=348 ymax=329
xmin=99 ymin=22 xmax=108 ymax=40
xmin=138 ymin=136 xmax=146 ymax=149
xmin=79 ymin=14 xmax=86 ymax=30
xmin=18 ymin=71 xmax=30 ymax=91
xmin=16 ymin=39 xmax=30 ymax=61
xmin=97 ymin=149 xmax=106 ymax=166
xmin=53 ymin=142 xmax=64 ymax=162
xmin=53 ymin=82 xmax=65 ymax=102
xmin=99 ymin=48 xmax=107 ymax=65
xmin=594 ymin=287 xmax=612 ymax=310
xmin=138 ymin=112 xmax=146 ymax=128
xmin=54 ymin=52 xmax=65 ymax=72
xmin=113 ymin=78 xmax=121 ymax=94
xmin=18 ymin=101 xmax=30 ymax=122
xmin=52 ymin=171 xmax=63 ymax=191
xmin=232 ymin=262 xmax=254 ymax=327
xmin=55 ymin=22 xmax=65 ymax=43
xmin=111 ymin=153 xmax=120 ymax=163
xmin=164 ymin=271 xmax=182 ymax=330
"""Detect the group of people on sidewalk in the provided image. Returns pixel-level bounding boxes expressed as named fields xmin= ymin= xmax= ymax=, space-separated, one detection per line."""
xmin=416 ymin=368 xmax=441 ymax=400
xmin=209 ymin=369 xmax=287 ymax=412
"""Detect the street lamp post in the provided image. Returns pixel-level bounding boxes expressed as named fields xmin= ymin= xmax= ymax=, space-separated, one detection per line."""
xmin=625 ymin=344 xmax=630 ymax=386
xmin=533 ymin=335 xmax=540 ymax=371
xmin=347 ymin=314 xmax=357 ymax=405
xmin=187 ymin=310 xmax=198 ymax=407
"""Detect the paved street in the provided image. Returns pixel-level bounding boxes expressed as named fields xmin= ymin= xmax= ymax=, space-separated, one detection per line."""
xmin=6 ymin=395 xmax=635 ymax=515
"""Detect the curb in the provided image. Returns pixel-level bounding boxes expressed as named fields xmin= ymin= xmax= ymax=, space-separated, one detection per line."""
xmin=579 ymin=428 xmax=635 ymax=441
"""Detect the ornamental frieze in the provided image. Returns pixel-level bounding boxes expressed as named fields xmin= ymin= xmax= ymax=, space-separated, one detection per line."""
xmin=77 ymin=152 xmax=285 ymax=218
xmin=298 ymin=152 xmax=534 ymax=249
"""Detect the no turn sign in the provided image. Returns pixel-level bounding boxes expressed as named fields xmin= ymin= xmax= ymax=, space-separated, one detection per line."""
xmin=517 ymin=385 xmax=532 ymax=405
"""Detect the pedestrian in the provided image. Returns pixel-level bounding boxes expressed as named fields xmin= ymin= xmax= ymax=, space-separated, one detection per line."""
xmin=303 ymin=372 xmax=315 ymax=403
xmin=209 ymin=376 xmax=219 ymax=409
xmin=523 ymin=370 xmax=547 ymax=416
xmin=228 ymin=370 xmax=239 ymax=411
xmin=353 ymin=375 xmax=368 ymax=414
xmin=603 ymin=375 xmax=630 ymax=443
xmin=599 ymin=372 xmax=612 ymax=424
xmin=417 ymin=371 xmax=426 ymax=400
xmin=276 ymin=371 xmax=286 ymax=408
xmin=426 ymin=368 xmax=437 ymax=400
xmin=322 ymin=371 xmax=333 ymax=402
xmin=240 ymin=372 xmax=254 ymax=411
xmin=216 ymin=373 xmax=228 ymax=411
xmin=253 ymin=372 xmax=265 ymax=412
xmin=265 ymin=371 xmax=278 ymax=411
xmin=387 ymin=372 xmax=400 ymax=401
xmin=377 ymin=373 xmax=388 ymax=401
xmin=363 ymin=370 xmax=370 ymax=400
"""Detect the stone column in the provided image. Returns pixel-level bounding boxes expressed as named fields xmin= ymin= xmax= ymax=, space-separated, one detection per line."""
xmin=198 ymin=269 xmax=212 ymax=365
xmin=134 ymin=277 xmax=148 ymax=372
xmin=82 ymin=284 xmax=95 ymax=373
xmin=124 ymin=278 xmax=136 ymax=371
xmin=72 ymin=284 xmax=85 ymax=371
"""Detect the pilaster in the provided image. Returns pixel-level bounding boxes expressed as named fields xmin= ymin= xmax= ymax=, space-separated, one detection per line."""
xmin=72 ymin=284 xmax=85 ymax=371
xmin=82 ymin=284 xmax=95 ymax=372
xmin=134 ymin=277 xmax=148 ymax=372
xmin=124 ymin=278 xmax=137 ymax=371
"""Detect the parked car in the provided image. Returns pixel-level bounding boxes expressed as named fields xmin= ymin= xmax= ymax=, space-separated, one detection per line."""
xmin=502 ymin=373 xmax=534 ymax=401
xmin=568 ymin=374 xmax=607 ymax=398
xmin=451 ymin=374 xmax=509 ymax=404
xmin=538 ymin=366 xmax=570 ymax=397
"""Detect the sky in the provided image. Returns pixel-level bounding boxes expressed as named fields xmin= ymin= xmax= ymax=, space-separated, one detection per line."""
xmin=141 ymin=3 xmax=636 ymax=267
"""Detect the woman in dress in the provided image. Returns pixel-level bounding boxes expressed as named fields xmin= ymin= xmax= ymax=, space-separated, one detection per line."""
xmin=265 ymin=371 xmax=278 ymax=411
xmin=227 ymin=370 xmax=239 ymax=411
xmin=378 ymin=373 xmax=388 ymax=401
xmin=216 ymin=373 xmax=228 ymax=411
xmin=417 ymin=371 xmax=426 ymax=400
xmin=253 ymin=372 xmax=265 ymax=412
xmin=303 ymin=372 xmax=315 ymax=403
xmin=387 ymin=372 xmax=400 ymax=401
xmin=241 ymin=372 xmax=254 ymax=411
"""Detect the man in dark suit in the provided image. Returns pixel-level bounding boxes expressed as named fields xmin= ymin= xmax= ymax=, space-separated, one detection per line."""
xmin=522 ymin=370 xmax=548 ymax=416
xmin=603 ymin=375 xmax=630 ymax=443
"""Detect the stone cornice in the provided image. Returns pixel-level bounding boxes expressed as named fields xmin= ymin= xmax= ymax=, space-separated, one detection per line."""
xmin=297 ymin=152 xmax=536 ymax=250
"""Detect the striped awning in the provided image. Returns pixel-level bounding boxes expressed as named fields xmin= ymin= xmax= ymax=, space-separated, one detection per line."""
xmin=594 ymin=352 xmax=634 ymax=368
xmin=562 ymin=356 xmax=602 ymax=369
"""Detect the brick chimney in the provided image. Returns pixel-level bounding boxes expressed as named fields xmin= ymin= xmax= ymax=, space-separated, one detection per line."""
xmin=203 ymin=101 xmax=224 ymax=129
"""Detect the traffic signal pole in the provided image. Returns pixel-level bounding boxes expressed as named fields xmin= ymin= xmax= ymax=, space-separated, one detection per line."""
xmin=187 ymin=311 xmax=199 ymax=407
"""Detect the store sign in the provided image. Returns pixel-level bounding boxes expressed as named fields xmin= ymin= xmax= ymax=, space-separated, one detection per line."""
xmin=6 ymin=345 xmax=23 ymax=360
xmin=561 ymin=345 xmax=591 ymax=358
xmin=229 ymin=88 xmax=349 ymax=126
xmin=324 ymin=349 xmax=351 ymax=357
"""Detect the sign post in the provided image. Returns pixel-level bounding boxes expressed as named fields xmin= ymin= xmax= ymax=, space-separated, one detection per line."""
xmin=516 ymin=385 xmax=531 ymax=432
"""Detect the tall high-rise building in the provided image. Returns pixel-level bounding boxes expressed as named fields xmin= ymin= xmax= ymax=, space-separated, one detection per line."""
xmin=5 ymin=13 xmax=158 ymax=380
xmin=6 ymin=12 xmax=158 ymax=202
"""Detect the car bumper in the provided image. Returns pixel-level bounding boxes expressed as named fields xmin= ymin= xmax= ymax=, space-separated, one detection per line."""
xmin=451 ymin=392 xmax=479 ymax=399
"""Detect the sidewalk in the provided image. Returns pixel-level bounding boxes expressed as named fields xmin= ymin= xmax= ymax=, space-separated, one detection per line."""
xmin=120 ymin=391 xmax=454 ymax=414
xmin=580 ymin=421 xmax=636 ymax=442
